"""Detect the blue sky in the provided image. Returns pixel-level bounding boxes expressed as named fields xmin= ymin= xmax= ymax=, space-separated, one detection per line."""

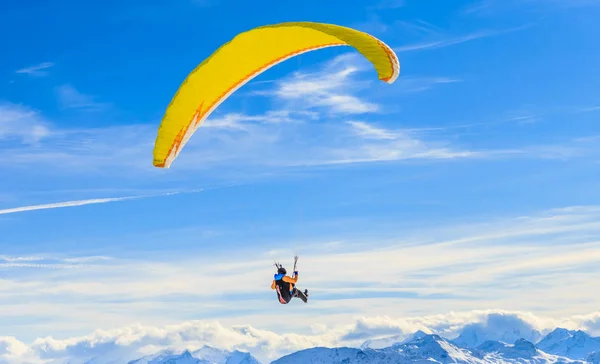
xmin=1 ymin=0 xmax=600 ymax=361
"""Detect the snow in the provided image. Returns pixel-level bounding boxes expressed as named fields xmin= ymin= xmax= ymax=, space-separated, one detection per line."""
xmin=360 ymin=334 xmax=406 ymax=349
xmin=536 ymin=328 xmax=600 ymax=360
xmin=451 ymin=313 xmax=543 ymax=348
xmin=272 ymin=334 xmax=589 ymax=364
xmin=127 ymin=346 xmax=260 ymax=364
xmin=128 ymin=350 xmax=203 ymax=364
xmin=361 ymin=330 xmax=430 ymax=349
xmin=587 ymin=351 xmax=600 ymax=364
xmin=6 ymin=318 xmax=600 ymax=363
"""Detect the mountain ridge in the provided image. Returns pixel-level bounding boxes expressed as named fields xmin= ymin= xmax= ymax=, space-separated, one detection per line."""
xmin=122 ymin=328 xmax=600 ymax=364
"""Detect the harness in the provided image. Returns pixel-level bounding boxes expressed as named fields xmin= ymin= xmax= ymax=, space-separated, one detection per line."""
xmin=274 ymin=273 xmax=294 ymax=304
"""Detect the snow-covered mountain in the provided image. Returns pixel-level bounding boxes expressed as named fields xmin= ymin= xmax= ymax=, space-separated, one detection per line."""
xmin=451 ymin=313 xmax=543 ymax=348
xmin=360 ymin=329 xmax=428 ymax=349
xmin=129 ymin=350 xmax=202 ymax=364
xmin=272 ymin=334 xmax=587 ymax=364
xmin=475 ymin=338 xmax=582 ymax=363
xmin=587 ymin=351 xmax=600 ymax=364
xmin=117 ymin=327 xmax=600 ymax=364
xmin=536 ymin=328 xmax=600 ymax=360
xmin=127 ymin=346 xmax=260 ymax=364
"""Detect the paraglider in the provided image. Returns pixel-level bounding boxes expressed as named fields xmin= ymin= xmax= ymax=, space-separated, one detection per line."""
xmin=152 ymin=21 xmax=400 ymax=168
xmin=272 ymin=256 xmax=308 ymax=304
xmin=151 ymin=22 xmax=401 ymax=305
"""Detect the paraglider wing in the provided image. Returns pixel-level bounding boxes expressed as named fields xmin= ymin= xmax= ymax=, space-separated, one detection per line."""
xmin=152 ymin=21 xmax=400 ymax=168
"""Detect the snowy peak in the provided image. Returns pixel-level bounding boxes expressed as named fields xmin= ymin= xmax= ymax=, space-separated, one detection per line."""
xmin=360 ymin=334 xmax=405 ymax=349
xmin=477 ymin=338 xmax=539 ymax=359
xmin=128 ymin=349 xmax=177 ymax=364
xmin=402 ymin=329 xmax=429 ymax=344
xmin=587 ymin=350 xmax=600 ymax=364
xmin=274 ymin=334 xmax=482 ymax=364
xmin=192 ymin=345 xmax=229 ymax=363
xmin=128 ymin=349 xmax=203 ymax=364
xmin=360 ymin=329 xmax=428 ymax=349
xmin=538 ymin=328 xmax=574 ymax=346
xmin=127 ymin=347 xmax=260 ymax=364
xmin=393 ymin=334 xmax=480 ymax=363
xmin=271 ymin=347 xmax=373 ymax=364
xmin=513 ymin=338 xmax=538 ymax=356
xmin=124 ymin=327 xmax=600 ymax=364
xmin=394 ymin=333 xmax=446 ymax=350
xmin=451 ymin=313 xmax=542 ymax=348
xmin=225 ymin=350 xmax=261 ymax=364
xmin=537 ymin=328 xmax=600 ymax=359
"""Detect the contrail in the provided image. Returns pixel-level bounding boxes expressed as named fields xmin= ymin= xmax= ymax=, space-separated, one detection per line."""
xmin=0 ymin=189 xmax=201 ymax=215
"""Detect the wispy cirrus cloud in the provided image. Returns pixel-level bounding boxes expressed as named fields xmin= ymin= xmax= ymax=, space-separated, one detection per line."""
xmin=2 ymin=205 xmax=600 ymax=361
xmin=394 ymin=24 xmax=532 ymax=53
xmin=0 ymin=103 xmax=51 ymax=144
xmin=15 ymin=62 xmax=54 ymax=76
xmin=462 ymin=0 xmax=600 ymax=16
xmin=368 ymin=0 xmax=405 ymax=9
xmin=395 ymin=76 xmax=463 ymax=93
xmin=395 ymin=19 xmax=446 ymax=37
xmin=2 ymin=52 xmax=590 ymax=177
xmin=0 ymin=54 xmax=476 ymax=175
xmin=578 ymin=106 xmax=600 ymax=113
xmin=4 ymin=309 xmax=600 ymax=363
xmin=346 ymin=121 xmax=397 ymax=140
xmin=462 ymin=0 xmax=497 ymax=15
xmin=265 ymin=54 xmax=380 ymax=115
xmin=0 ymin=255 xmax=111 ymax=269
xmin=314 ymin=119 xmax=476 ymax=164
xmin=202 ymin=110 xmax=316 ymax=130
xmin=0 ymin=190 xmax=198 ymax=216
xmin=2 ymin=204 xmax=600 ymax=345
xmin=55 ymin=84 xmax=109 ymax=110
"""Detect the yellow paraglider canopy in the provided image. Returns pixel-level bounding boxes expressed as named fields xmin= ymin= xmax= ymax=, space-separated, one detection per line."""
xmin=152 ymin=21 xmax=400 ymax=168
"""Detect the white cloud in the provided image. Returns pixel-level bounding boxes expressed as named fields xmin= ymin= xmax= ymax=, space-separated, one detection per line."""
xmin=267 ymin=54 xmax=379 ymax=115
xmin=462 ymin=0 xmax=497 ymax=15
xmin=371 ymin=0 xmax=405 ymax=9
xmin=347 ymin=121 xmax=397 ymax=140
xmin=3 ymin=52 xmax=589 ymax=177
xmin=203 ymin=110 xmax=312 ymax=130
xmin=0 ymin=121 xmax=158 ymax=174
xmin=351 ymin=16 xmax=390 ymax=35
xmin=0 ymin=336 xmax=39 ymax=364
xmin=395 ymin=20 xmax=445 ymax=36
xmin=312 ymin=141 xmax=475 ymax=165
xmin=461 ymin=0 xmax=599 ymax=17
xmin=1 ymin=309 xmax=600 ymax=363
xmin=304 ymin=121 xmax=475 ymax=165
xmin=0 ymin=190 xmax=197 ymax=215
xmin=0 ymin=255 xmax=112 ymax=270
xmin=0 ymin=54 xmax=476 ymax=175
xmin=55 ymin=84 xmax=108 ymax=110
xmin=15 ymin=62 xmax=54 ymax=76
xmin=0 ymin=103 xmax=51 ymax=144
xmin=395 ymin=76 xmax=462 ymax=93
xmin=0 ymin=256 xmax=46 ymax=262
xmin=394 ymin=25 xmax=532 ymax=53
xmin=2 ymin=204 xmax=600 ymax=349
xmin=578 ymin=106 xmax=600 ymax=113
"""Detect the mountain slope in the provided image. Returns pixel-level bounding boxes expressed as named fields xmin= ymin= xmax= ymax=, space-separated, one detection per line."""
xmin=127 ymin=346 xmax=260 ymax=364
xmin=587 ymin=351 xmax=600 ymax=364
xmin=122 ymin=328 xmax=600 ymax=364
xmin=451 ymin=313 xmax=543 ymax=348
xmin=360 ymin=330 xmax=429 ymax=349
xmin=128 ymin=350 xmax=205 ymax=364
xmin=272 ymin=334 xmax=587 ymax=364
xmin=536 ymin=328 xmax=600 ymax=360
